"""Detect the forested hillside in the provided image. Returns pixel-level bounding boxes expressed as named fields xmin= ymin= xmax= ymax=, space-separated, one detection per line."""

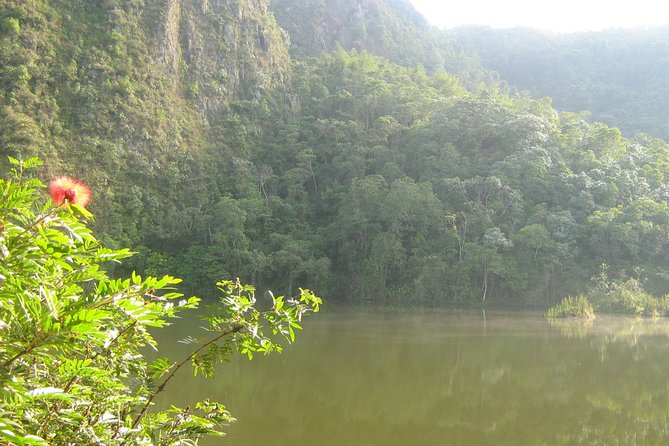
xmin=3 ymin=0 xmax=669 ymax=305
xmin=450 ymin=26 xmax=669 ymax=141
xmin=0 ymin=0 xmax=290 ymax=247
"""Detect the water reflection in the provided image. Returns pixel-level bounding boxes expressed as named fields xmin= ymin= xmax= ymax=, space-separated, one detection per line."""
xmin=547 ymin=317 xmax=594 ymax=339
xmin=156 ymin=309 xmax=669 ymax=445
xmin=548 ymin=314 xmax=669 ymax=342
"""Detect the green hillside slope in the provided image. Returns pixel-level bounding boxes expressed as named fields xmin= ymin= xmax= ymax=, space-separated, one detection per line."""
xmin=3 ymin=0 xmax=669 ymax=308
xmin=450 ymin=26 xmax=669 ymax=140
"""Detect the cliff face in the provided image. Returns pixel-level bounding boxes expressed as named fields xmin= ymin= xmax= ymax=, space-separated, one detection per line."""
xmin=271 ymin=0 xmax=428 ymax=55
xmin=146 ymin=0 xmax=291 ymax=118
xmin=0 ymin=0 xmax=291 ymax=154
xmin=0 ymin=0 xmax=292 ymax=246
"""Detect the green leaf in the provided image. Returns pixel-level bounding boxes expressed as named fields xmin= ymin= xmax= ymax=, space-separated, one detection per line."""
xmin=148 ymin=358 xmax=174 ymax=380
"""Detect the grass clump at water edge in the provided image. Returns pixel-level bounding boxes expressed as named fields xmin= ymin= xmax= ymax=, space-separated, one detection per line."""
xmin=547 ymin=295 xmax=595 ymax=319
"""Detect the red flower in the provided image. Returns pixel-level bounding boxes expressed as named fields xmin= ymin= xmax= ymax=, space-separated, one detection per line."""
xmin=49 ymin=176 xmax=91 ymax=207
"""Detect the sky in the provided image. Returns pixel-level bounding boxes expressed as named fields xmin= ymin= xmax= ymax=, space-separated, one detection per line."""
xmin=408 ymin=0 xmax=669 ymax=33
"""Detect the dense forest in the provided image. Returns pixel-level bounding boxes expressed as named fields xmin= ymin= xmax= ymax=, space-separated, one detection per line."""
xmin=3 ymin=0 xmax=669 ymax=306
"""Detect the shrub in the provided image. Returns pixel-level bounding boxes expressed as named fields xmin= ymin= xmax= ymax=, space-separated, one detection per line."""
xmin=591 ymin=277 xmax=669 ymax=317
xmin=1 ymin=17 xmax=20 ymax=36
xmin=186 ymin=81 xmax=199 ymax=100
xmin=0 ymin=157 xmax=321 ymax=445
xmin=547 ymin=295 xmax=595 ymax=319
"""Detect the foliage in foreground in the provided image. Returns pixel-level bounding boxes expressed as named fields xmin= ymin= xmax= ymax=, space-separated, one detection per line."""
xmin=546 ymin=295 xmax=595 ymax=320
xmin=0 ymin=157 xmax=321 ymax=445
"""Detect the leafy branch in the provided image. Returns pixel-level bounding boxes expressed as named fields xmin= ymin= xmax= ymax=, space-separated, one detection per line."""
xmin=128 ymin=323 xmax=243 ymax=432
xmin=0 ymin=158 xmax=321 ymax=445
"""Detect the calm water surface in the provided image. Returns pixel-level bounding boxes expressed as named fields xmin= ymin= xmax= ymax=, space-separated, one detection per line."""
xmin=157 ymin=308 xmax=669 ymax=445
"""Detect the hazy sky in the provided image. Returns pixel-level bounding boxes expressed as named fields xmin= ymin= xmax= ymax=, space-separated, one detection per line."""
xmin=408 ymin=0 xmax=669 ymax=33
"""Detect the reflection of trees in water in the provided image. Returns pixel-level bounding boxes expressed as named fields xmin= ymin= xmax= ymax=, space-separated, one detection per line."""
xmin=549 ymin=315 xmax=669 ymax=344
xmin=547 ymin=317 xmax=594 ymax=339
xmin=545 ymin=315 xmax=669 ymax=445
xmin=160 ymin=311 xmax=669 ymax=445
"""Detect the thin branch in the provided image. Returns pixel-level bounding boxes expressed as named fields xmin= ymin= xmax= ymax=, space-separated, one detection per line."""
xmin=10 ymin=206 xmax=61 ymax=247
xmin=127 ymin=324 xmax=244 ymax=432
xmin=1 ymin=334 xmax=43 ymax=370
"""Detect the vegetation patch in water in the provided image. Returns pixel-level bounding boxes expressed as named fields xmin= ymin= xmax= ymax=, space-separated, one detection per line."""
xmin=547 ymin=295 xmax=595 ymax=319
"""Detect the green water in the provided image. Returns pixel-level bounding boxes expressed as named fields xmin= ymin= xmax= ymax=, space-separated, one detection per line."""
xmin=156 ymin=308 xmax=669 ymax=445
